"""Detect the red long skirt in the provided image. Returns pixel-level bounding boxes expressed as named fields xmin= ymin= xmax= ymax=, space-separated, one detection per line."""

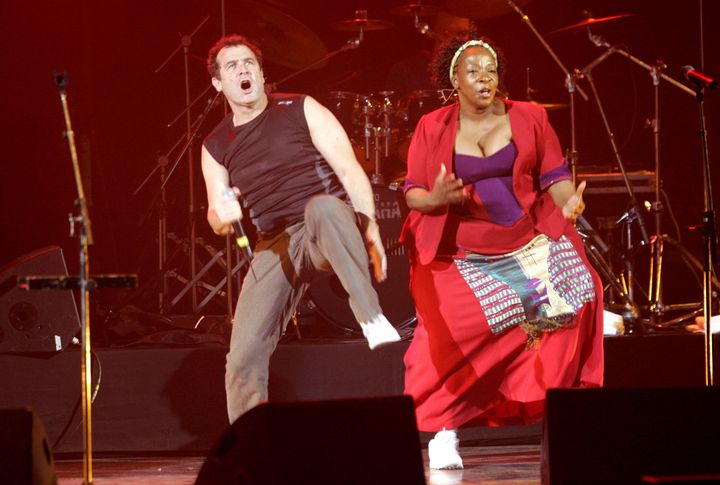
xmin=403 ymin=231 xmax=604 ymax=432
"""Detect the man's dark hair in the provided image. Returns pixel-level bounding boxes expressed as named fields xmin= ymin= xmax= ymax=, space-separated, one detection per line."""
xmin=207 ymin=34 xmax=263 ymax=79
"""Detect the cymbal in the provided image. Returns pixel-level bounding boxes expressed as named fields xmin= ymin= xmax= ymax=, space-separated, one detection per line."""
xmin=330 ymin=17 xmax=394 ymax=31
xmin=231 ymin=0 xmax=327 ymax=70
xmin=548 ymin=14 xmax=633 ymax=36
xmin=389 ymin=4 xmax=442 ymax=17
xmin=445 ymin=0 xmax=533 ymax=20
xmin=530 ymin=100 xmax=568 ymax=111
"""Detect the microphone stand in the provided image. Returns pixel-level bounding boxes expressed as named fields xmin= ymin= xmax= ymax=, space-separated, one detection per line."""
xmin=690 ymin=81 xmax=716 ymax=385
xmin=53 ymin=70 xmax=95 ymax=484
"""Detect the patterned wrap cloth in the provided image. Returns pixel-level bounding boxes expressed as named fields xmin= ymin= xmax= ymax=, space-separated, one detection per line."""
xmin=455 ymin=234 xmax=595 ymax=348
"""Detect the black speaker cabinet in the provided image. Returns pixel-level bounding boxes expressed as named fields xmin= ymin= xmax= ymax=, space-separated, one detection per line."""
xmin=0 ymin=408 xmax=57 ymax=485
xmin=195 ymin=395 xmax=425 ymax=485
xmin=0 ymin=246 xmax=80 ymax=353
xmin=542 ymin=387 xmax=720 ymax=485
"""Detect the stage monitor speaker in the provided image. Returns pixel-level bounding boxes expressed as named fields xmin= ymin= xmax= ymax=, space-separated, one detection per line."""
xmin=0 ymin=408 xmax=57 ymax=485
xmin=0 ymin=246 xmax=80 ymax=353
xmin=541 ymin=387 xmax=720 ymax=485
xmin=195 ymin=395 xmax=425 ymax=485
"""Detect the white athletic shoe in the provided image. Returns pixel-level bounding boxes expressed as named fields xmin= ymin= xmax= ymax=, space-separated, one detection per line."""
xmin=359 ymin=314 xmax=401 ymax=350
xmin=428 ymin=428 xmax=463 ymax=470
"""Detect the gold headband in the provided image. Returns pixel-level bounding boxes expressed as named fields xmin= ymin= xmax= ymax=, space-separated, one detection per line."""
xmin=449 ymin=40 xmax=499 ymax=83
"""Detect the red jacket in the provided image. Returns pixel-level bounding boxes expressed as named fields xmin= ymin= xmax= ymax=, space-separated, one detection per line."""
xmin=401 ymin=99 xmax=574 ymax=265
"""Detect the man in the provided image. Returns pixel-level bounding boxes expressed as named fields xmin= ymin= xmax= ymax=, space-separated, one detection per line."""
xmin=201 ymin=35 xmax=401 ymax=422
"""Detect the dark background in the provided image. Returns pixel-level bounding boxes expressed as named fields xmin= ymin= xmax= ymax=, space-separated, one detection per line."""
xmin=1 ymin=0 xmax=718 ymax=320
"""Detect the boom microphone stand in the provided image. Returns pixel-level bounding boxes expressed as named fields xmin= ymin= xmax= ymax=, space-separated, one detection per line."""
xmin=53 ymin=70 xmax=95 ymax=485
xmin=686 ymin=71 xmax=717 ymax=385
xmin=40 ymin=71 xmax=135 ymax=484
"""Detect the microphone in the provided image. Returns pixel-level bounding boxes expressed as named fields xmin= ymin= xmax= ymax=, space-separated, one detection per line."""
xmin=221 ymin=188 xmax=253 ymax=260
xmin=575 ymin=215 xmax=609 ymax=254
xmin=231 ymin=220 xmax=253 ymax=259
xmin=681 ymin=65 xmax=718 ymax=89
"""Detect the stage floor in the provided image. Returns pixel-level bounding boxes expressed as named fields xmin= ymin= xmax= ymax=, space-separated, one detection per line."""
xmin=55 ymin=444 xmax=542 ymax=485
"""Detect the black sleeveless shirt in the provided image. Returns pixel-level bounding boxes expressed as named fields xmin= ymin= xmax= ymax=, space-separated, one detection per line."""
xmin=203 ymin=93 xmax=347 ymax=234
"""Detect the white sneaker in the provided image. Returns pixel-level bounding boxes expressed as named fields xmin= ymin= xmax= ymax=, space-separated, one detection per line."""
xmin=359 ymin=314 xmax=401 ymax=350
xmin=428 ymin=428 xmax=463 ymax=470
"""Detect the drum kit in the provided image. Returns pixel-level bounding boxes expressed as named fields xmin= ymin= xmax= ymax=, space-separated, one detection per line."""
xmin=322 ymin=87 xmax=452 ymax=183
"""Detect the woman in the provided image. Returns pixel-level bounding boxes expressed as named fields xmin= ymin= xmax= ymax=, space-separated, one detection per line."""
xmin=401 ymin=37 xmax=604 ymax=470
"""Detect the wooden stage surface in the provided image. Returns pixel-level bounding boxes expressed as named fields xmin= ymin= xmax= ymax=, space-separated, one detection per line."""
xmin=55 ymin=444 xmax=542 ymax=485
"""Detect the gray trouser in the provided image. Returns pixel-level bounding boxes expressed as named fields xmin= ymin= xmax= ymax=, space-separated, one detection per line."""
xmin=225 ymin=195 xmax=382 ymax=422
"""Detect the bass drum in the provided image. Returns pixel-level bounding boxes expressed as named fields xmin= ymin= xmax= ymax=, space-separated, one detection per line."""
xmin=307 ymin=185 xmax=416 ymax=333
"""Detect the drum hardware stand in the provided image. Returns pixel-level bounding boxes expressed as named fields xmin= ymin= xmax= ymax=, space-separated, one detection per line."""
xmin=134 ymin=153 xmax=172 ymax=312
xmin=40 ymin=70 xmax=138 ymax=485
xmin=365 ymin=111 xmax=386 ymax=185
xmin=133 ymin=90 xmax=224 ymax=314
xmin=164 ymin=229 xmax=250 ymax=313
xmin=152 ymin=16 xmax=214 ymax=314
xmin=377 ymin=92 xmax=398 ymax=184
xmin=360 ymin=91 xmax=400 ymax=186
xmin=174 ymin=248 xmax=249 ymax=313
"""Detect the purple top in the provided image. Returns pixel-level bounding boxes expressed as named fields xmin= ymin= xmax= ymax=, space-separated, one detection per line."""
xmin=453 ymin=142 xmax=522 ymax=226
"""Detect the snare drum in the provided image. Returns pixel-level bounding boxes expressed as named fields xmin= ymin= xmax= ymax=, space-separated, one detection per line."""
xmin=307 ymin=185 xmax=415 ymax=332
